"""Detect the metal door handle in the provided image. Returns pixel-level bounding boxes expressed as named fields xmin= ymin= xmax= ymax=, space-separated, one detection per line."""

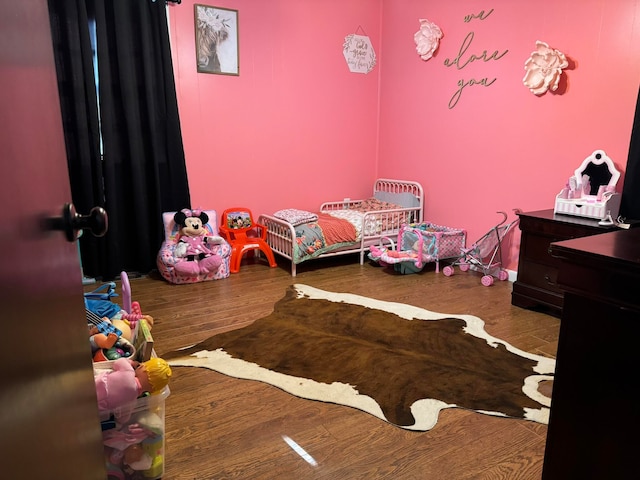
xmin=46 ymin=203 xmax=108 ymax=242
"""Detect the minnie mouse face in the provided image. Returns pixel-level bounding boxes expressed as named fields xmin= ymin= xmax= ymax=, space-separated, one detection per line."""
xmin=174 ymin=210 xmax=210 ymax=237
xmin=182 ymin=217 xmax=205 ymax=236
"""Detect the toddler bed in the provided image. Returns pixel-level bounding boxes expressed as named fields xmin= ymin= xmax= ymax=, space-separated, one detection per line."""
xmin=258 ymin=179 xmax=424 ymax=276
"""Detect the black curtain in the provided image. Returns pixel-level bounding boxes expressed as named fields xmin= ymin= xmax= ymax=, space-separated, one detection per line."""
xmin=49 ymin=0 xmax=190 ymax=280
xmin=620 ymin=86 xmax=640 ymax=222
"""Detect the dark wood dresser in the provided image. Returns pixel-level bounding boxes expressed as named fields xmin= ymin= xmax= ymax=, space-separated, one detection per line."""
xmin=511 ymin=209 xmax=617 ymax=315
xmin=542 ymin=229 xmax=640 ymax=479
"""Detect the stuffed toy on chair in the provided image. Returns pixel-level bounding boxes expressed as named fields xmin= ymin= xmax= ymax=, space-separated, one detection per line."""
xmin=173 ymin=209 xmax=225 ymax=277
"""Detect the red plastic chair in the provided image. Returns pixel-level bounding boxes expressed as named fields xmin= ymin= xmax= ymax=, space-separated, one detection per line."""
xmin=219 ymin=207 xmax=277 ymax=273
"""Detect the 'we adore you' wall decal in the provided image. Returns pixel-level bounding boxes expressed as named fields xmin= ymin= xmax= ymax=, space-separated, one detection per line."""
xmin=443 ymin=9 xmax=509 ymax=109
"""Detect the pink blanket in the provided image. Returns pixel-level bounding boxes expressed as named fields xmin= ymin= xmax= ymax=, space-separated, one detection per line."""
xmin=316 ymin=213 xmax=357 ymax=245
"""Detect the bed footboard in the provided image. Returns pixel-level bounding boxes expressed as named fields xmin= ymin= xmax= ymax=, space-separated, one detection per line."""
xmin=258 ymin=214 xmax=298 ymax=276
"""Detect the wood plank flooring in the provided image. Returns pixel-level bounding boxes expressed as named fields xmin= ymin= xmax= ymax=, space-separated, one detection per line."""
xmin=92 ymin=254 xmax=558 ymax=479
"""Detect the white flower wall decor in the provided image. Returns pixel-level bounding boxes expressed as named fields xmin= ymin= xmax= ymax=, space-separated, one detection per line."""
xmin=523 ymin=41 xmax=569 ymax=95
xmin=414 ymin=18 xmax=443 ymax=61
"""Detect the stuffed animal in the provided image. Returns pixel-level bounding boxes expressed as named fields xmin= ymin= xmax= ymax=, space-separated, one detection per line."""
xmin=173 ymin=209 xmax=225 ymax=276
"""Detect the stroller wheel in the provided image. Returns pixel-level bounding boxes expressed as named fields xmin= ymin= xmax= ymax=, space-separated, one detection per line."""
xmin=481 ymin=275 xmax=494 ymax=287
xmin=498 ymin=269 xmax=509 ymax=281
xmin=459 ymin=263 xmax=470 ymax=272
xmin=443 ymin=265 xmax=454 ymax=276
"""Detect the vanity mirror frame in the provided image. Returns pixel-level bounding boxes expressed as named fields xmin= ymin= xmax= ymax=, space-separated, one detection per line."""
xmin=554 ymin=149 xmax=622 ymax=221
xmin=573 ymin=149 xmax=620 ymax=199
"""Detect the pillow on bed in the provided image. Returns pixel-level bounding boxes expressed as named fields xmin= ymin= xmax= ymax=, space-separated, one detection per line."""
xmin=374 ymin=191 xmax=421 ymax=208
xmin=273 ymin=208 xmax=319 ymax=226
xmin=355 ymin=197 xmax=402 ymax=211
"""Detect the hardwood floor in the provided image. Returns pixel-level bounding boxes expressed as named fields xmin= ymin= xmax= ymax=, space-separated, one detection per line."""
xmin=93 ymin=254 xmax=559 ymax=479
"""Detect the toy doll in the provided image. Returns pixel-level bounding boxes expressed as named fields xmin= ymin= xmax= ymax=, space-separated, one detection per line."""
xmin=95 ymin=357 xmax=172 ymax=422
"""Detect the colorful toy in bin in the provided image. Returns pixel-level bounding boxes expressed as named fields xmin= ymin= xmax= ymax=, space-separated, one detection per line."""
xmin=120 ymin=271 xmax=155 ymax=331
xmin=89 ymin=271 xmax=158 ymax=363
xmin=120 ymin=301 xmax=154 ymax=330
xmin=141 ymin=435 xmax=166 ymax=478
xmin=94 ymin=357 xmax=172 ymax=423
xmin=85 ymin=281 xmax=121 ymax=319
xmin=93 ymin=271 xmax=171 ymax=479
xmin=102 ymin=388 xmax=170 ymax=480
xmin=87 ymin=309 xmax=136 ymax=362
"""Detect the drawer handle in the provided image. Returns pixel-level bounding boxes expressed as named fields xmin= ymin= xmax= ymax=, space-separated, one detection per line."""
xmin=544 ymin=274 xmax=556 ymax=286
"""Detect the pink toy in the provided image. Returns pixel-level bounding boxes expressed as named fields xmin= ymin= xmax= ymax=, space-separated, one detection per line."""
xmin=119 ymin=272 xmax=154 ymax=329
xmin=104 ymin=426 xmax=154 ymax=472
xmin=443 ymin=211 xmax=519 ymax=286
xmin=173 ymin=209 xmax=225 ymax=276
xmin=95 ymin=357 xmax=172 ymax=422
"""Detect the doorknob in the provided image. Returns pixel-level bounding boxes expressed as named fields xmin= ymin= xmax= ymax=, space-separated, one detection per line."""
xmin=46 ymin=203 xmax=108 ymax=242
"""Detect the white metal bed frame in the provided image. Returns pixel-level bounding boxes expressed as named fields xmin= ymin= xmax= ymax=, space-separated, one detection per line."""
xmin=258 ymin=179 xmax=424 ymax=276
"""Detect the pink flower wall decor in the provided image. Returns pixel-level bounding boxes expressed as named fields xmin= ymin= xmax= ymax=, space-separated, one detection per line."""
xmin=414 ymin=18 xmax=443 ymax=61
xmin=523 ymin=41 xmax=569 ymax=95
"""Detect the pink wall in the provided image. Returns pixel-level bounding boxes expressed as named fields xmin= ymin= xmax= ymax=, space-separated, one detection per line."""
xmin=169 ymin=0 xmax=640 ymax=271
xmin=378 ymin=0 xmax=640 ymax=268
xmin=168 ymin=0 xmax=382 ymax=215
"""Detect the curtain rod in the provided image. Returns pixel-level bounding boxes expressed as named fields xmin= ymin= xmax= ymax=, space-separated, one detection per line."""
xmin=167 ymin=0 xmax=181 ymax=4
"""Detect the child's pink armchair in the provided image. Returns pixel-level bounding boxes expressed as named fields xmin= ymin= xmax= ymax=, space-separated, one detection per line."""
xmin=156 ymin=209 xmax=231 ymax=284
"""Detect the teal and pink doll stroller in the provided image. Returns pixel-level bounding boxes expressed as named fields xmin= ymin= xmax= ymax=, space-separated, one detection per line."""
xmin=368 ymin=222 xmax=466 ymax=274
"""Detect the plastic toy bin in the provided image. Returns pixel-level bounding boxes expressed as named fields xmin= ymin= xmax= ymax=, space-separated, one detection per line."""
xmin=95 ymin=362 xmax=170 ymax=480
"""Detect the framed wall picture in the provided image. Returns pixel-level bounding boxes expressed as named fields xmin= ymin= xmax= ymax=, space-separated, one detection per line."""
xmin=194 ymin=5 xmax=239 ymax=75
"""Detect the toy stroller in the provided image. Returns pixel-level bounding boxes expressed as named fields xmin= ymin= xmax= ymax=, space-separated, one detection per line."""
xmin=442 ymin=211 xmax=519 ymax=286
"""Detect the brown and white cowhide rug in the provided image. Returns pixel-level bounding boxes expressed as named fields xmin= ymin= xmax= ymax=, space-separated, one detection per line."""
xmin=165 ymin=284 xmax=555 ymax=431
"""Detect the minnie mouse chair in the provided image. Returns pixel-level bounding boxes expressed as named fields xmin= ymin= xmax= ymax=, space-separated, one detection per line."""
xmin=156 ymin=208 xmax=232 ymax=284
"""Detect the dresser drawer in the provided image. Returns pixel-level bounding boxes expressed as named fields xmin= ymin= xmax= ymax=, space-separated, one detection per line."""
xmin=517 ymin=259 xmax=562 ymax=294
xmin=519 ymin=213 xmax=610 ymax=239
xmin=520 ymin=233 xmax=564 ymax=265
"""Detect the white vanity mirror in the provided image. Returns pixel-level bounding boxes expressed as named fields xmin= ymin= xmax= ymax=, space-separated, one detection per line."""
xmin=554 ymin=149 xmax=621 ymax=221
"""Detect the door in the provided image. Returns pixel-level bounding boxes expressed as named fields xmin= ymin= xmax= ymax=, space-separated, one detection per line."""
xmin=0 ymin=0 xmax=106 ymax=477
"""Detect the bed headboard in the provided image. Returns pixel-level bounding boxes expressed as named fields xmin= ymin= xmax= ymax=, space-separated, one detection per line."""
xmin=373 ymin=179 xmax=424 ymax=221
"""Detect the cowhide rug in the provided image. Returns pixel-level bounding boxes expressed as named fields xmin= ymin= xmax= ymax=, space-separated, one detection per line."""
xmin=165 ymin=284 xmax=555 ymax=431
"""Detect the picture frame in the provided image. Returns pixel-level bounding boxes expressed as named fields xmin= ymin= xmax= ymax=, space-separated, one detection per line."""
xmin=194 ymin=4 xmax=239 ymax=76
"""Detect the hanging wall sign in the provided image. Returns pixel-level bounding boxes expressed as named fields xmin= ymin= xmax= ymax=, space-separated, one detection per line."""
xmin=343 ymin=31 xmax=376 ymax=74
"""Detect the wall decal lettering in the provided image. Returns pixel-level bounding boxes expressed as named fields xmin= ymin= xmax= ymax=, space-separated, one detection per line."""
xmin=444 ymin=8 xmax=508 ymax=109
xmin=448 ymin=77 xmax=497 ymax=110
xmin=463 ymin=8 xmax=494 ymax=23
xmin=444 ymin=32 xmax=508 ymax=70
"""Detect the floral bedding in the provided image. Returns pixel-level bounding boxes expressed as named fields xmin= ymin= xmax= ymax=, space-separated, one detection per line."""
xmin=329 ymin=198 xmax=404 ymax=236
xmin=289 ymin=198 xmax=404 ymax=262
xmin=294 ymin=213 xmax=357 ymax=261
